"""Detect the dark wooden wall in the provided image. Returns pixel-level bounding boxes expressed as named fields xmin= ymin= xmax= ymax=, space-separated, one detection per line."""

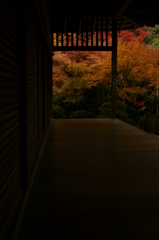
xmin=0 ymin=0 xmax=52 ymax=239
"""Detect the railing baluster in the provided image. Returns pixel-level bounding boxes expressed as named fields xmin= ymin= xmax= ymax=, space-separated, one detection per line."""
xmin=53 ymin=14 xmax=114 ymax=51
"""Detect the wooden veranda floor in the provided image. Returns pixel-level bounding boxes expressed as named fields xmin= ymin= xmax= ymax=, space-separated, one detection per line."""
xmin=18 ymin=119 xmax=159 ymax=240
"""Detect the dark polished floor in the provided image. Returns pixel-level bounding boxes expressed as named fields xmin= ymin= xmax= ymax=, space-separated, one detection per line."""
xmin=18 ymin=119 xmax=159 ymax=240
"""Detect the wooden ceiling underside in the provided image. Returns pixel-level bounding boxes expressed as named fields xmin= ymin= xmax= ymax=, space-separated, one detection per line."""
xmin=51 ymin=0 xmax=159 ymax=51
xmin=52 ymin=0 xmax=159 ymax=33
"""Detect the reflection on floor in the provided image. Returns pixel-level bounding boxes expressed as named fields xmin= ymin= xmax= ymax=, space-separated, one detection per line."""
xmin=18 ymin=119 xmax=159 ymax=240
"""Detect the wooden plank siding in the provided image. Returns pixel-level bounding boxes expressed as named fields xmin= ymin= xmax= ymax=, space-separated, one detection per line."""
xmin=18 ymin=119 xmax=159 ymax=239
xmin=27 ymin=0 xmax=51 ymax=178
xmin=0 ymin=1 xmax=23 ymax=239
xmin=0 ymin=0 xmax=53 ymax=239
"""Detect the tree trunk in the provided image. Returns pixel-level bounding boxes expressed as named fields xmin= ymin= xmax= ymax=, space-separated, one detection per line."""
xmin=97 ymin=84 xmax=100 ymax=100
xmin=102 ymin=81 xmax=105 ymax=100
xmin=123 ymin=81 xmax=125 ymax=104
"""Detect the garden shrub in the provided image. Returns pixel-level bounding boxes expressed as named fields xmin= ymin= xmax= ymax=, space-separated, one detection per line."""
xmin=52 ymin=105 xmax=66 ymax=119
xmin=125 ymin=106 xmax=140 ymax=125
xmin=146 ymin=114 xmax=159 ymax=133
xmin=139 ymin=113 xmax=159 ymax=133
xmin=98 ymin=100 xmax=129 ymax=121
xmin=99 ymin=102 xmax=111 ymax=118
xmin=71 ymin=110 xmax=94 ymax=119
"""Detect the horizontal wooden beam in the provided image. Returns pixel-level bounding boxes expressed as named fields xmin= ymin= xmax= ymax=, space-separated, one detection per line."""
xmin=53 ymin=46 xmax=112 ymax=51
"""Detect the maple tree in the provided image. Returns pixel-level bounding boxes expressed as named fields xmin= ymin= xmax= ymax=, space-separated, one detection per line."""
xmin=52 ymin=27 xmax=159 ymax=133
xmin=117 ymin=37 xmax=159 ymax=110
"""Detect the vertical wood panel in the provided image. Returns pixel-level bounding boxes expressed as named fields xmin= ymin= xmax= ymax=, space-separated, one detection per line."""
xmin=19 ymin=0 xmax=28 ymax=191
xmin=34 ymin=24 xmax=39 ymax=158
xmin=39 ymin=35 xmax=44 ymax=140
xmin=27 ymin=0 xmax=45 ymax=175
xmin=44 ymin=44 xmax=49 ymax=130
xmin=47 ymin=47 xmax=50 ymax=124
xmin=50 ymin=55 xmax=52 ymax=118
xmin=28 ymin=3 xmax=36 ymax=174
xmin=0 ymin=0 xmax=52 ymax=238
xmin=51 ymin=55 xmax=52 ymax=118
xmin=42 ymin=44 xmax=45 ymax=130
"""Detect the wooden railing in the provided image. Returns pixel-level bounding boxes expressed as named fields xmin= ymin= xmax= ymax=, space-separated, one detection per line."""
xmin=53 ymin=16 xmax=112 ymax=51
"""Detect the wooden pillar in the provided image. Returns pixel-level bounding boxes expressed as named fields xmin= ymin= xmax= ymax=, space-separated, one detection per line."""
xmin=50 ymin=55 xmax=53 ymax=118
xmin=111 ymin=20 xmax=117 ymax=119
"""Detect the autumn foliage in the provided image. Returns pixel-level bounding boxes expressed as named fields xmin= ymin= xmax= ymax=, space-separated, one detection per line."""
xmin=53 ymin=27 xmax=159 ymax=133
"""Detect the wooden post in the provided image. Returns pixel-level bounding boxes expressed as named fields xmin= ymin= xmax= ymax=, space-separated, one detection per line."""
xmin=157 ymin=81 xmax=158 ymax=114
xmin=111 ymin=20 xmax=117 ymax=119
xmin=50 ymin=35 xmax=53 ymax=118
xmin=81 ymin=16 xmax=83 ymax=46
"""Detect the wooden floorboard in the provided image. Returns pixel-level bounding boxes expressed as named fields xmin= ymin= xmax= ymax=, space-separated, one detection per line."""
xmin=18 ymin=119 xmax=159 ymax=240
